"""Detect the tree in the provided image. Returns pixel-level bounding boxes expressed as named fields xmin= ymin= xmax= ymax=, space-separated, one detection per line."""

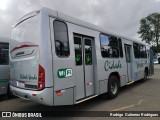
xmin=138 ymin=13 xmax=160 ymax=53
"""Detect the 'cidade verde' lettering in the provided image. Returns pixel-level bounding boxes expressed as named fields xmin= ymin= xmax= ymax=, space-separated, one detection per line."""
xmin=20 ymin=74 xmax=37 ymax=80
xmin=104 ymin=60 xmax=122 ymax=71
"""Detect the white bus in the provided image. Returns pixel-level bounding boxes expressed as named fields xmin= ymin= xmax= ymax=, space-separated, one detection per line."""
xmin=9 ymin=8 xmax=154 ymax=106
xmin=0 ymin=37 xmax=10 ymax=96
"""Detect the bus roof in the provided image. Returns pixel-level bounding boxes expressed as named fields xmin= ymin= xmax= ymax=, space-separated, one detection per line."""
xmin=16 ymin=7 xmax=150 ymax=46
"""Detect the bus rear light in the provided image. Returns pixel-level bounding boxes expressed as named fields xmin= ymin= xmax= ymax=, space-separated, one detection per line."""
xmin=32 ymin=94 xmax=36 ymax=96
xmin=37 ymin=65 xmax=45 ymax=91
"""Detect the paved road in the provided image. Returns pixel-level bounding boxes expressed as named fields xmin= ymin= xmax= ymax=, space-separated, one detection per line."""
xmin=1 ymin=64 xmax=160 ymax=120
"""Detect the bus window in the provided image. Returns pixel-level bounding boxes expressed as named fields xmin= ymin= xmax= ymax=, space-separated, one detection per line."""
xmin=74 ymin=36 xmax=82 ymax=65
xmin=0 ymin=43 xmax=9 ymax=65
xmin=118 ymin=38 xmax=123 ymax=57
xmin=133 ymin=43 xmax=140 ymax=58
xmin=53 ymin=20 xmax=70 ymax=57
xmin=140 ymin=45 xmax=147 ymax=58
xmin=85 ymin=39 xmax=92 ymax=65
xmin=100 ymin=34 xmax=119 ymax=58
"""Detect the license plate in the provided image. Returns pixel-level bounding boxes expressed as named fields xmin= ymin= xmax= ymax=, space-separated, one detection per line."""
xmin=17 ymin=81 xmax=25 ymax=88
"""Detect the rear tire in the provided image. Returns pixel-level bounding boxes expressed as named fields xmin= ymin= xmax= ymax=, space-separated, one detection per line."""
xmin=143 ymin=69 xmax=148 ymax=81
xmin=7 ymin=85 xmax=15 ymax=98
xmin=108 ymin=76 xmax=120 ymax=99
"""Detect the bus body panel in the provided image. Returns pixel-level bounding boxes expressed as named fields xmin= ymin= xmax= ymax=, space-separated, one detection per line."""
xmin=40 ymin=9 xmax=53 ymax=88
xmin=10 ymin=10 xmax=54 ymax=105
xmin=10 ymin=85 xmax=53 ymax=106
xmin=10 ymin=53 xmax=39 ymax=90
xmin=10 ymin=13 xmax=40 ymax=90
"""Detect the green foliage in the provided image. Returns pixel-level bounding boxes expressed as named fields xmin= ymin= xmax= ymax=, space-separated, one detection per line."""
xmin=151 ymin=45 xmax=160 ymax=53
xmin=138 ymin=13 xmax=160 ymax=52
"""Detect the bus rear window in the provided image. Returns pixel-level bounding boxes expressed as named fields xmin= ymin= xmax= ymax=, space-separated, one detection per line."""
xmin=11 ymin=15 xmax=40 ymax=45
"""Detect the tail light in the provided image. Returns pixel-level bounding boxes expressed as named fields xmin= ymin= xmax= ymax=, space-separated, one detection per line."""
xmin=37 ymin=65 xmax=45 ymax=90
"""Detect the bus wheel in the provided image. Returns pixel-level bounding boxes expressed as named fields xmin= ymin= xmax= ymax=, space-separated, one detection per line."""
xmin=108 ymin=76 xmax=120 ymax=99
xmin=7 ymin=85 xmax=15 ymax=98
xmin=143 ymin=70 xmax=148 ymax=81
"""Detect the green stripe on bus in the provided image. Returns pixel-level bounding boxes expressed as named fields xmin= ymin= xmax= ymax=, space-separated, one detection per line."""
xmin=0 ymin=79 xmax=8 ymax=83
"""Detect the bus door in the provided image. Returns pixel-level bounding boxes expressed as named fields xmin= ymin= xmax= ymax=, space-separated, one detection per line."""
xmin=124 ymin=44 xmax=133 ymax=83
xmin=73 ymin=35 xmax=95 ymax=100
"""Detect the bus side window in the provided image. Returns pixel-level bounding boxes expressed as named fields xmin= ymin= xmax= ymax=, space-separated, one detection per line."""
xmin=140 ymin=45 xmax=147 ymax=58
xmin=53 ymin=20 xmax=70 ymax=57
xmin=0 ymin=43 xmax=9 ymax=65
xmin=85 ymin=39 xmax=92 ymax=65
xmin=74 ymin=37 xmax=82 ymax=65
xmin=133 ymin=43 xmax=140 ymax=58
xmin=100 ymin=34 xmax=119 ymax=58
xmin=118 ymin=38 xmax=123 ymax=57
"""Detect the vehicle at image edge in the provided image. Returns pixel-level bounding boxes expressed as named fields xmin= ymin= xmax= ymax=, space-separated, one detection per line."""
xmin=9 ymin=7 xmax=154 ymax=106
xmin=0 ymin=37 xmax=10 ymax=96
xmin=153 ymin=53 xmax=160 ymax=64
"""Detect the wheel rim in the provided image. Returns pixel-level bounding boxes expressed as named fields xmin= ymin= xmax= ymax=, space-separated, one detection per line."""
xmin=111 ymin=81 xmax=118 ymax=94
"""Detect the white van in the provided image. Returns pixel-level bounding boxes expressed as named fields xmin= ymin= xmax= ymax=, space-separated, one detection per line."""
xmin=9 ymin=8 xmax=153 ymax=106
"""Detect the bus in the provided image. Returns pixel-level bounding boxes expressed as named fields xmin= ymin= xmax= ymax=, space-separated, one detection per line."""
xmin=9 ymin=7 xmax=154 ymax=106
xmin=0 ymin=37 xmax=10 ymax=96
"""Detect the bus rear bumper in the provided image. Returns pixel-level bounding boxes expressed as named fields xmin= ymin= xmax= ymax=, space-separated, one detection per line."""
xmin=10 ymin=85 xmax=53 ymax=106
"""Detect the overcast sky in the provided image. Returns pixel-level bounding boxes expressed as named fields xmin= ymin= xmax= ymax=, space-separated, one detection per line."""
xmin=0 ymin=0 xmax=160 ymax=40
